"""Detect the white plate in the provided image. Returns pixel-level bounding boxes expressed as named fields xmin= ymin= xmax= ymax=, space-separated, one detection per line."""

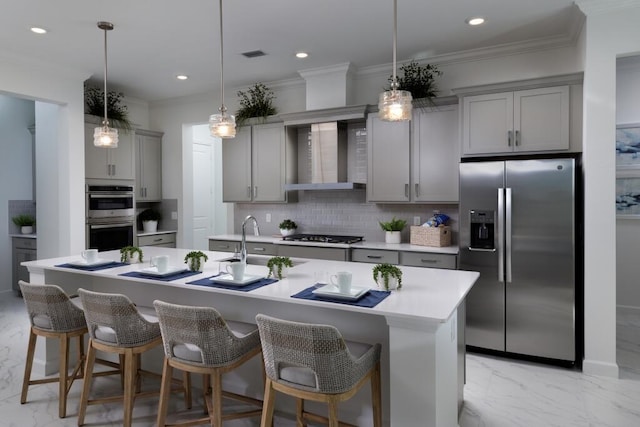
xmin=210 ymin=273 xmax=265 ymax=287
xmin=67 ymin=258 xmax=114 ymax=268
xmin=139 ymin=266 xmax=188 ymax=277
xmin=312 ymin=284 xmax=369 ymax=301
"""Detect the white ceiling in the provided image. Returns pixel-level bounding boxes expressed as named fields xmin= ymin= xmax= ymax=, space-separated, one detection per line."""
xmin=0 ymin=0 xmax=581 ymax=102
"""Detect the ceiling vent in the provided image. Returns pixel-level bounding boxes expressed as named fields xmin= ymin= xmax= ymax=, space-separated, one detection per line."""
xmin=241 ymin=50 xmax=266 ymax=58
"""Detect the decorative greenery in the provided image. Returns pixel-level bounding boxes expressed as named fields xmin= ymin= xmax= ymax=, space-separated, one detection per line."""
xmin=372 ymin=263 xmax=403 ymax=290
xmin=266 ymin=256 xmax=293 ymax=279
xmin=12 ymin=214 xmax=35 ymax=227
xmin=184 ymin=250 xmax=209 ymax=271
xmin=235 ymin=82 xmax=277 ymax=126
xmin=138 ymin=208 xmax=162 ymax=222
xmin=388 ymin=60 xmax=442 ymax=102
xmin=278 ymin=219 xmax=298 ymax=230
xmin=120 ymin=246 xmax=144 ymax=263
xmin=84 ymin=84 xmax=133 ymax=131
xmin=378 ymin=217 xmax=407 ymax=232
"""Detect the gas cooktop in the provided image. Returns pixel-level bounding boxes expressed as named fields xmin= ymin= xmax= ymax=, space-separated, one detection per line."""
xmin=282 ymin=234 xmax=364 ymax=244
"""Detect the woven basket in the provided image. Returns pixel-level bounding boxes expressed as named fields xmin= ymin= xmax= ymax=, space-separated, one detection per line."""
xmin=410 ymin=226 xmax=451 ymax=247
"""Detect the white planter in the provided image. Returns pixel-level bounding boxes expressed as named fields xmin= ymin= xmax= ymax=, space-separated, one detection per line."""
xmin=142 ymin=220 xmax=158 ymax=233
xmin=280 ymin=228 xmax=296 ymax=237
xmin=385 ymin=231 xmax=401 ymax=244
xmin=376 ymin=276 xmax=400 ymax=291
xmin=20 ymin=226 xmax=34 ymax=235
xmin=123 ymin=253 xmax=141 ymax=264
xmin=187 ymin=259 xmax=205 ymax=272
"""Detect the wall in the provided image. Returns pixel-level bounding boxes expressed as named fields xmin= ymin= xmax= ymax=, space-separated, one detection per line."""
xmin=0 ymin=95 xmax=35 ymax=292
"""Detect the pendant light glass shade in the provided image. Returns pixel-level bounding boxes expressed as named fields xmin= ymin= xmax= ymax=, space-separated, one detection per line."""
xmin=209 ymin=0 xmax=236 ymax=139
xmin=378 ymin=0 xmax=412 ymax=122
xmin=93 ymin=21 xmax=118 ymax=148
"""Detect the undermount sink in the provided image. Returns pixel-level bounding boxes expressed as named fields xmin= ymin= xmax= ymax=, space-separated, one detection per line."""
xmin=215 ymin=255 xmax=305 ymax=267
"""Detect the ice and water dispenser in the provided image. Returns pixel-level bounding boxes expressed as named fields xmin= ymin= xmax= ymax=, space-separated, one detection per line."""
xmin=469 ymin=210 xmax=495 ymax=250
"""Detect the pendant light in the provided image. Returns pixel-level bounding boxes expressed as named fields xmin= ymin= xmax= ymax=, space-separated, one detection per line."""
xmin=378 ymin=0 xmax=412 ymax=122
xmin=93 ymin=21 xmax=119 ymax=148
xmin=209 ymin=0 xmax=236 ymax=138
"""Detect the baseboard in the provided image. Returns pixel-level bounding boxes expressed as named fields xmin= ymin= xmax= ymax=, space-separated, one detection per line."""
xmin=582 ymin=359 xmax=619 ymax=378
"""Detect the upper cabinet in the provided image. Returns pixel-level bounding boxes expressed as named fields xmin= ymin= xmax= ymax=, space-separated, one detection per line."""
xmin=135 ymin=129 xmax=163 ymax=201
xmin=222 ymin=122 xmax=297 ymax=203
xmin=84 ymin=122 xmax=135 ymax=180
xmin=461 ymin=85 xmax=570 ymax=155
xmin=367 ymin=101 xmax=459 ymax=203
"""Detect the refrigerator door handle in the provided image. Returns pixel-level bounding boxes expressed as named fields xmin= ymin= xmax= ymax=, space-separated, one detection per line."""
xmin=497 ymin=188 xmax=505 ymax=283
xmin=468 ymin=247 xmax=497 ymax=252
xmin=505 ymin=187 xmax=513 ymax=283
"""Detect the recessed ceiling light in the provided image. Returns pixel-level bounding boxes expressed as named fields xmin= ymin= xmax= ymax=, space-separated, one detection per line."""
xmin=466 ymin=17 xmax=485 ymax=26
xmin=30 ymin=27 xmax=47 ymax=34
xmin=295 ymin=52 xmax=309 ymax=59
xmin=176 ymin=75 xmax=188 ymax=80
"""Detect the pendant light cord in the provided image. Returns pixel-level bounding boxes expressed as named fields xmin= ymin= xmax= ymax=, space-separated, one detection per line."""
xmin=392 ymin=0 xmax=397 ymax=85
xmin=103 ymin=25 xmax=109 ymax=125
xmin=218 ymin=0 xmax=226 ymax=113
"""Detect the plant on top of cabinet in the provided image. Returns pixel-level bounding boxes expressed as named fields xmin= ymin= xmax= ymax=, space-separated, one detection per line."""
xmin=372 ymin=263 xmax=403 ymax=291
xmin=84 ymin=84 xmax=133 ymax=131
xmin=184 ymin=250 xmax=208 ymax=272
xmin=235 ymin=82 xmax=277 ymax=126
xmin=138 ymin=208 xmax=162 ymax=233
xmin=278 ymin=219 xmax=298 ymax=237
xmin=13 ymin=214 xmax=35 ymax=234
xmin=388 ymin=60 xmax=442 ymax=107
xmin=379 ymin=217 xmax=407 ymax=244
xmin=266 ymin=256 xmax=293 ymax=280
xmin=120 ymin=246 xmax=143 ymax=263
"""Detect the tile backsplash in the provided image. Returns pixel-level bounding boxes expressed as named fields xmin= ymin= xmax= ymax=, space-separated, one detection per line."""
xmin=8 ymin=200 xmax=36 ymax=234
xmin=234 ymin=190 xmax=459 ymax=244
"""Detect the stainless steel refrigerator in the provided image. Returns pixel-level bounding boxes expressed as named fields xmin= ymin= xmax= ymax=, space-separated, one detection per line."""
xmin=459 ymin=155 xmax=582 ymax=364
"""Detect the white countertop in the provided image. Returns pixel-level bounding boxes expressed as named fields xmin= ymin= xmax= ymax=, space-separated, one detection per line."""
xmin=137 ymin=229 xmax=177 ymax=237
xmin=24 ymin=246 xmax=477 ymax=323
xmin=209 ymin=234 xmax=459 ymax=254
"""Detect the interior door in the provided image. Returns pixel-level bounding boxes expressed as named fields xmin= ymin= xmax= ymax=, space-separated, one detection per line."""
xmin=192 ymin=141 xmax=213 ymax=250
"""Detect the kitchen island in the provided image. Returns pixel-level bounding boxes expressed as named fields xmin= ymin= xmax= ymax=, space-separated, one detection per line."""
xmin=24 ymin=247 xmax=478 ymax=427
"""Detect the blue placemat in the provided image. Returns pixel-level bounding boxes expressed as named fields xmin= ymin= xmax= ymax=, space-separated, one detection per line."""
xmin=291 ymin=285 xmax=391 ymax=308
xmin=120 ymin=270 xmax=202 ymax=282
xmin=186 ymin=275 xmax=278 ymax=292
xmin=56 ymin=261 xmax=128 ymax=271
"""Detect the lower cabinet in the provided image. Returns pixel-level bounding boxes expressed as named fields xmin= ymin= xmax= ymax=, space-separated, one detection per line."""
xmin=208 ymin=240 xmax=277 ymax=256
xmin=277 ymin=245 xmax=349 ymax=262
xmin=351 ymin=248 xmax=399 ymax=264
xmin=400 ymin=251 xmax=457 ymax=270
xmin=138 ymin=233 xmax=176 ymax=248
xmin=13 ymin=237 xmax=37 ymax=295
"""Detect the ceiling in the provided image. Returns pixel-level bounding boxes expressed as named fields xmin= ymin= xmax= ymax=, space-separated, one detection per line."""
xmin=0 ymin=0 xmax=582 ymax=102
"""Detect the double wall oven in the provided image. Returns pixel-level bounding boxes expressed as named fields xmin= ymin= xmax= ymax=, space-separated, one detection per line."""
xmin=86 ymin=185 xmax=135 ymax=250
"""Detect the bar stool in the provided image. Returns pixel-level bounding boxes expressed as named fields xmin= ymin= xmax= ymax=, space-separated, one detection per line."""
xmin=255 ymin=314 xmax=382 ymax=427
xmin=153 ymin=300 xmax=264 ymax=427
xmin=77 ymin=288 xmax=190 ymax=427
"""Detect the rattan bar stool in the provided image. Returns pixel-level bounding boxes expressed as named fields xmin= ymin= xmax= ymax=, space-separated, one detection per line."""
xmin=77 ymin=288 xmax=190 ymax=427
xmin=255 ymin=314 xmax=382 ymax=427
xmin=153 ymin=300 xmax=264 ymax=427
xmin=18 ymin=280 xmax=120 ymax=418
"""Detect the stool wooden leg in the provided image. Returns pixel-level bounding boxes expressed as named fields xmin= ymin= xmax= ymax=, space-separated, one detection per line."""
xmin=260 ymin=378 xmax=276 ymax=427
xmin=156 ymin=358 xmax=172 ymax=427
xmin=77 ymin=334 xmax=85 ymax=379
xmin=296 ymin=398 xmax=305 ymax=427
xmin=212 ymin=372 xmax=223 ymax=427
xmin=371 ymin=362 xmax=382 ymax=427
xmin=20 ymin=328 xmax=37 ymax=404
xmin=78 ymin=340 xmax=97 ymax=426
xmin=183 ymin=371 xmax=192 ymax=409
xmin=123 ymin=349 xmax=135 ymax=427
xmin=58 ymin=333 xmax=70 ymax=418
xmin=327 ymin=398 xmax=339 ymax=427
xmin=203 ymin=374 xmax=211 ymax=415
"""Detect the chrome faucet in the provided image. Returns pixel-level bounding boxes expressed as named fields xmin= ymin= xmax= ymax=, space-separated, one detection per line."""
xmin=240 ymin=215 xmax=260 ymax=264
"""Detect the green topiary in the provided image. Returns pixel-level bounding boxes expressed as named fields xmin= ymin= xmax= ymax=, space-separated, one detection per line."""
xmin=378 ymin=217 xmax=407 ymax=232
xmin=235 ymin=83 xmax=277 ymax=126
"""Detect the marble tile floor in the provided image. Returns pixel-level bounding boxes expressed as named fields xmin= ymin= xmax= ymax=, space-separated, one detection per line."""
xmin=2 ymin=292 xmax=640 ymax=427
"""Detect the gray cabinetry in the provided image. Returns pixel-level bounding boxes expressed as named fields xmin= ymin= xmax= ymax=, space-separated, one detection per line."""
xmin=84 ymin=121 xmax=135 ymax=180
xmin=135 ymin=129 xmax=163 ymax=201
xmin=138 ymin=232 xmax=176 ymax=248
xmin=12 ymin=237 xmax=37 ymax=295
xmin=277 ymin=245 xmax=349 ymax=261
xmin=400 ymin=251 xmax=457 ymax=270
xmin=462 ymin=86 xmax=569 ymax=155
xmin=351 ymin=248 xmax=399 ymax=264
xmin=208 ymin=239 xmax=277 ymax=256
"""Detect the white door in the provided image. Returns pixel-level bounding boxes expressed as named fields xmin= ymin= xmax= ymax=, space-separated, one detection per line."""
xmin=192 ymin=140 xmax=213 ymax=250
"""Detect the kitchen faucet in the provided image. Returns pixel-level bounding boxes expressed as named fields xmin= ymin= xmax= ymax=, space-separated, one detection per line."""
xmin=240 ymin=215 xmax=260 ymax=264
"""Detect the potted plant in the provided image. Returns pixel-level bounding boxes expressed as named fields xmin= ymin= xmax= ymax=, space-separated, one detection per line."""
xmin=388 ymin=60 xmax=443 ymax=108
xmin=235 ymin=82 xmax=277 ymax=126
xmin=84 ymin=84 xmax=133 ymax=131
xmin=184 ymin=250 xmax=209 ymax=272
xmin=278 ymin=219 xmax=298 ymax=237
xmin=267 ymin=256 xmax=293 ymax=279
xmin=138 ymin=208 xmax=162 ymax=233
xmin=379 ymin=217 xmax=407 ymax=244
xmin=120 ymin=246 xmax=144 ymax=263
xmin=12 ymin=214 xmax=35 ymax=234
xmin=372 ymin=263 xmax=403 ymax=291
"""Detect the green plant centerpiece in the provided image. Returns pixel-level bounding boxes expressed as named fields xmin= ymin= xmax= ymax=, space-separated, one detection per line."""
xmin=266 ymin=256 xmax=293 ymax=280
xmin=379 ymin=217 xmax=407 ymax=244
xmin=235 ymin=82 xmax=277 ymax=126
xmin=387 ymin=60 xmax=442 ymax=107
xmin=120 ymin=246 xmax=144 ymax=263
xmin=138 ymin=208 xmax=162 ymax=232
xmin=184 ymin=250 xmax=209 ymax=272
xmin=372 ymin=263 xmax=403 ymax=291
xmin=13 ymin=214 xmax=36 ymax=234
xmin=278 ymin=219 xmax=298 ymax=237
xmin=84 ymin=83 xmax=133 ymax=131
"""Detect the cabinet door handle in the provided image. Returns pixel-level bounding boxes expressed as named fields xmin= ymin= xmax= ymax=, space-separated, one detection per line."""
xmin=144 ymin=188 xmax=147 ymax=198
xmin=515 ymin=130 xmax=520 ymax=146
xmin=507 ymin=130 xmax=513 ymax=146
xmin=253 ymin=186 xmax=258 ymax=199
xmin=253 ymin=247 xmax=266 ymax=252
xmin=218 ymin=244 xmax=230 ymax=249
xmin=153 ymin=238 xmax=163 ymax=242
xmin=405 ymin=184 xmax=409 ymax=198
xmin=108 ymin=164 xmax=112 ymax=176
xmin=367 ymin=255 xmax=383 ymax=259
xmin=112 ymin=164 xmax=116 ymax=176
xmin=247 ymin=186 xmax=251 ymax=198
xmin=415 ymin=183 xmax=419 ymax=198
xmin=421 ymin=259 xmax=438 ymax=264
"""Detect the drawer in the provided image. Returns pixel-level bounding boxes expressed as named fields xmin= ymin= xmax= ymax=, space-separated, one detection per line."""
xmin=13 ymin=237 xmax=37 ymax=250
xmin=209 ymin=240 xmax=239 ymax=252
xmin=209 ymin=240 xmax=277 ymax=256
xmin=400 ymin=251 xmax=457 ymax=270
xmin=277 ymin=245 xmax=348 ymax=261
xmin=351 ymin=248 xmax=399 ymax=264
xmin=245 ymin=242 xmax=277 ymax=256
xmin=138 ymin=233 xmax=176 ymax=247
